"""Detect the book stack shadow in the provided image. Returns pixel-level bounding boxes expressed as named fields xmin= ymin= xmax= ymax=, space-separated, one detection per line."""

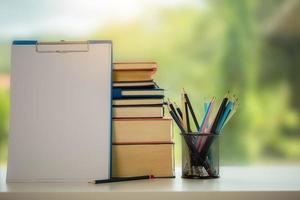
xmin=112 ymin=62 xmax=175 ymax=178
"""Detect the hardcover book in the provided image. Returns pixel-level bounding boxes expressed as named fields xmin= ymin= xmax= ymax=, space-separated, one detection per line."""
xmin=113 ymin=98 xmax=164 ymax=106
xmin=113 ymin=106 xmax=164 ymax=118
xmin=113 ymin=81 xmax=156 ymax=88
xmin=113 ymin=118 xmax=173 ymax=143
xmin=113 ymin=88 xmax=164 ymax=99
xmin=113 ymin=69 xmax=156 ymax=82
xmin=112 ymin=143 xmax=175 ymax=178
xmin=114 ymin=61 xmax=157 ymax=70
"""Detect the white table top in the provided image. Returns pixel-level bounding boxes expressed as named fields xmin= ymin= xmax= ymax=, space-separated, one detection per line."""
xmin=1 ymin=166 xmax=300 ymax=200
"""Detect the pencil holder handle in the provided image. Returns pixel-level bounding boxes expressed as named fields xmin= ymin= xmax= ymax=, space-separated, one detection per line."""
xmin=181 ymin=133 xmax=220 ymax=179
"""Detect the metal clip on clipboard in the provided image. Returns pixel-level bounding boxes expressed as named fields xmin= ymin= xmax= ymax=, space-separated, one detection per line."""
xmin=36 ymin=40 xmax=90 ymax=53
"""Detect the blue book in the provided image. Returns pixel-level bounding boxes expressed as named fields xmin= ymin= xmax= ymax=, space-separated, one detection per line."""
xmin=113 ymin=88 xmax=164 ymax=99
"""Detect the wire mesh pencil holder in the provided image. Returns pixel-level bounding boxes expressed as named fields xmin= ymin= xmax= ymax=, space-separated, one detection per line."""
xmin=181 ymin=133 xmax=219 ymax=179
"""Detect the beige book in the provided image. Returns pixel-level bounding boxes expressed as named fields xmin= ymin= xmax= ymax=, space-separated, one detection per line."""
xmin=113 ymin=98 xmax=163 ymax=106
xmin=113 ymin=70 xmax=156 ymax=82
xmin=121 ymin=89 xmax=163 ymax=96
xmin=114 ymin=61 xmax=157 ymax=70
xmin=113 ymin=118 xmax=172 ymax=143
xmin=113 ymin=106 xmax=163 ymax=118
xmin=112 ymin=144 xmax=174 ymax=177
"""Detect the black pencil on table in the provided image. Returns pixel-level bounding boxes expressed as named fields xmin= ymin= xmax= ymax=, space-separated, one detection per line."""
xmin=90 ymin=175 xmax=155 ymax=184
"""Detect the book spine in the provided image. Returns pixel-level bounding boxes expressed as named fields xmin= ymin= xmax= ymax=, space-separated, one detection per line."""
xmin=113 ymin=95 xmax=165 ymax=99
xmin=112 ymin=88 xmax=123 ymax=99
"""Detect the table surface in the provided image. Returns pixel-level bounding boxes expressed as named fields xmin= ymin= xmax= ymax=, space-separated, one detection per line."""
xmin=1 ymin=166 xmax=300 ymax=200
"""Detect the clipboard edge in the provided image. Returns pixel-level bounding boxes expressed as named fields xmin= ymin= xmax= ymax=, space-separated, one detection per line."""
xmin=12 ymin=40 xmax=112 ymax=45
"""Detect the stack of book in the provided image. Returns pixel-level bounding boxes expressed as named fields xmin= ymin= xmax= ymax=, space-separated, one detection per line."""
xmin=112 ymin=62 xmax=175 ymax=178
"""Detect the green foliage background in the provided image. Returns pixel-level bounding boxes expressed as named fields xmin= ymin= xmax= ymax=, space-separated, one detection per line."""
xmin=0 ymin=0 xmax=299 ymax=165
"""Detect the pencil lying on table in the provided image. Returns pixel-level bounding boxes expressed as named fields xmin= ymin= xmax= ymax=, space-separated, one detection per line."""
xmin=90 ymin=175 xmax=155 ymax=184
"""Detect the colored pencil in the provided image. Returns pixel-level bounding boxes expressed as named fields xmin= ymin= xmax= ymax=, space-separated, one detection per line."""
xmin=183 ymin=89 xmax=200 ymax=130
xmin=174 ymin=102 xmax=183 ymax=119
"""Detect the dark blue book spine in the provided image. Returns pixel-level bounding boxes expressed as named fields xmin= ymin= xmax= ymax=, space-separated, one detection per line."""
xmin=112 ymin=88 xmax=123 ymax=99
xmin=112 ymin=88 xmax=164 ymax=99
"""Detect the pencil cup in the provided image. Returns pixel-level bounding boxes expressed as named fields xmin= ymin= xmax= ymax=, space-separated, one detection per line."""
xmin=181 ymin=133 xmax=219 ymax=179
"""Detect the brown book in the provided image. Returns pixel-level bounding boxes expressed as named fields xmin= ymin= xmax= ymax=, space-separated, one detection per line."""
xmin=113 ymin=118 xmax=173 ymax=143
xmin=114 ymin=61 xmax=157 ymax=70
xmin=112 ymin=144 xmax=175 ymax=178
xmin=113 ymin=106 xmax=163 ymax=118
xmin=113 ymin=69 xmax=156 ymax=82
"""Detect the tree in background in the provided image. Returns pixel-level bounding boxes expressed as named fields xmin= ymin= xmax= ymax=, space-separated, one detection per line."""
xmin=97 ymin=0 xmax=300 ymax=163
xmin=214 ymin=0 xmax=300 ymax=163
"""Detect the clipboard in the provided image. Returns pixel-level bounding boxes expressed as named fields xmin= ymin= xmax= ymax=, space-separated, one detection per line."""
xmin=7 ymin=40 xmax=112 ymax=182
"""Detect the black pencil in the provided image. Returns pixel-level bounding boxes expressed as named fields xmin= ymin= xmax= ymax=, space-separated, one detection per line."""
xmin=174 ymin=102 xmax=183 ymax=118
xmin=90 ymin=175 xmax=154 ymax=184
xmin=167 ymin=105 xmax=186 ymax=133
xmin=210 ymin=92 xmax=229 ymax=133
xmin=168 ymin=99 xmax=181 ymax=120
xmin=183 ymin=89 xmax=200 ymax=130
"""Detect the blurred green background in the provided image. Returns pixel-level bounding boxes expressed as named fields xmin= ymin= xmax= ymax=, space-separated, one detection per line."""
xmin=0 ymin=0 xmax=300 ymax=166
